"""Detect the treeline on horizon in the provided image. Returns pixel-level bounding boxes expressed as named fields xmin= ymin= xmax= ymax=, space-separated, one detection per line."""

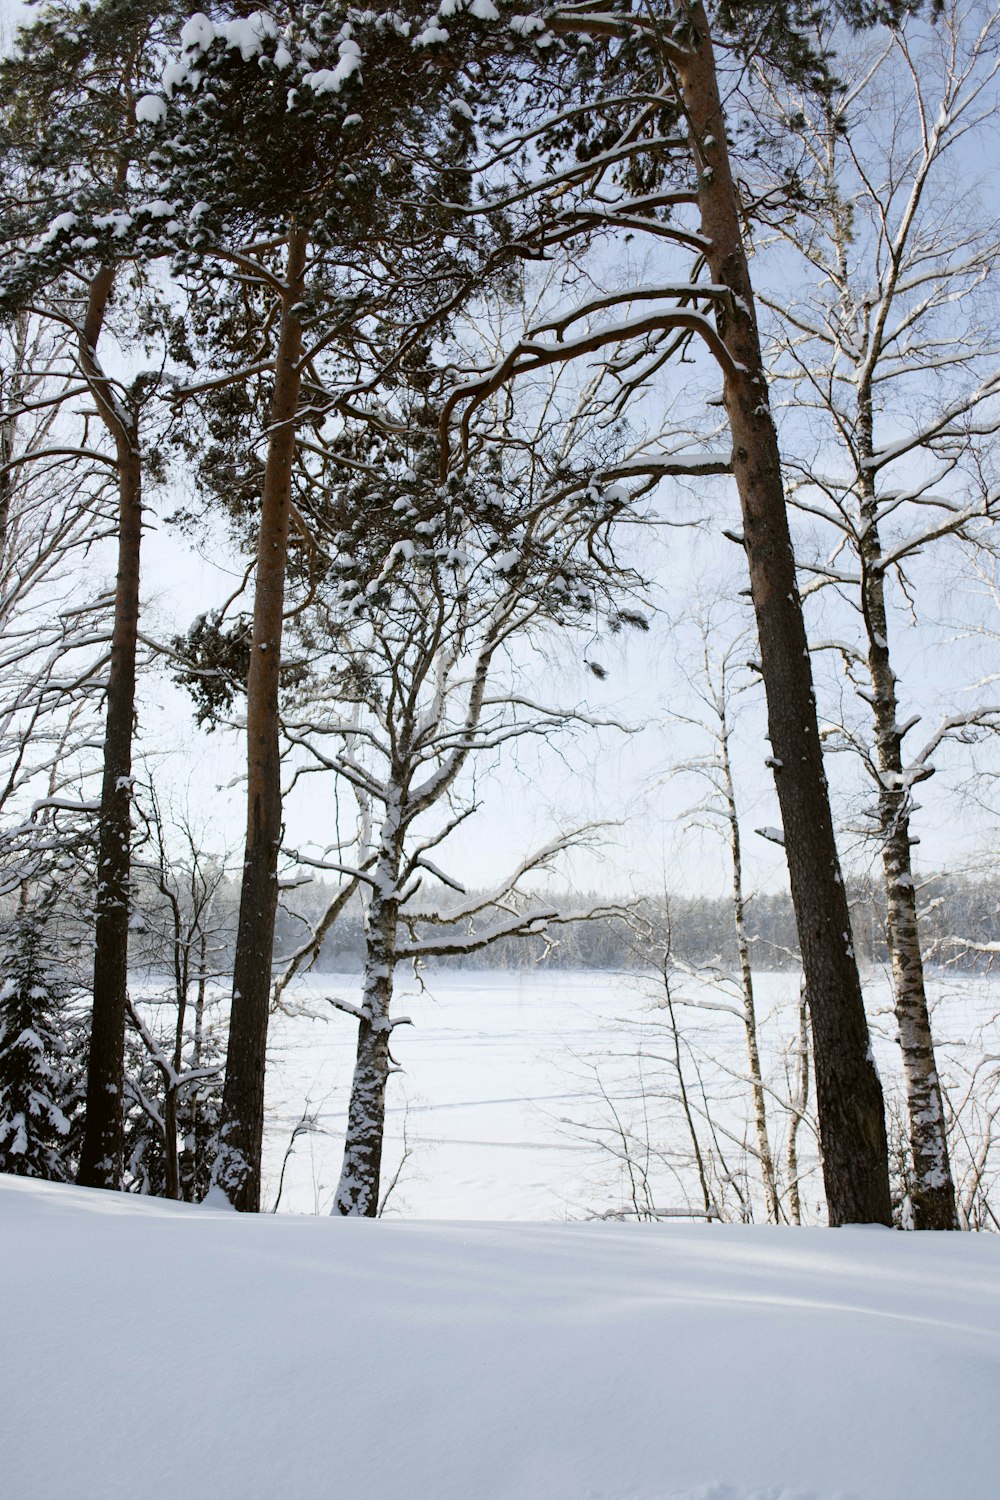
xmin=121 ymin=869 xmax=1000 ymax=977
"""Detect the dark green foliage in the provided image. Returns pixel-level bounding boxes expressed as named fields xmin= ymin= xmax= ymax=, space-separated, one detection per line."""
xmin=0 ymin=0 xmax=559 ymax=311
xmin=171 ymin=611 xmax=253 ymax=726
xmin=0 ymin=0 xmax=179 ymax=311
xmin=0 ymin=909 xmax=80 ymax=1180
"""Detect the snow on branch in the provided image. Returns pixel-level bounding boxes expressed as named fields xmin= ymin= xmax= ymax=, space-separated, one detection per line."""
xmin=401 ymin=824 xmax=615 ymax=925
xmin=397 ymin=900 xmax=626 ymax=960
xmin=863 ymin=369 xmax=1000 ymax=473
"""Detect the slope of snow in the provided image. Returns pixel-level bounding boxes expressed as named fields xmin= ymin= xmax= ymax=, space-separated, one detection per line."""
xmin=2 ymin=1177 xmax=998 ymax=1500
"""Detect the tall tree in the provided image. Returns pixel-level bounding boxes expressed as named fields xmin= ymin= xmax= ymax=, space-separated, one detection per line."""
xmin=755 ymin=1 xmax=1000 ymax=1226
xmin=278 ymin=357 xmax=661 ymax=1215
xmin=441 ymin=0 xmax=892 ymax=1222
xmin=0 ymin=0 xmax=174 ymax=1188
xmin=141 ymin=1 xmax=566 ymax=1208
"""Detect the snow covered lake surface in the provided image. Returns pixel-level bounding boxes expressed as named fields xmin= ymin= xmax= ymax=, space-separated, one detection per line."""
xmin=252 ymin=967 xmax=998 ymax=1221
xmin=3 ymin=1175 xmax=998 ymax=1500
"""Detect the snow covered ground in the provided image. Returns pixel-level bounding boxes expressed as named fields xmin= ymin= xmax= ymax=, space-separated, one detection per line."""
xmin=255 ymin=967 xmax=998 ymax=1221
xmin=3 ymin=1174 xmax=998 ymax=1500
xmin=260 ymin=968 xmax=646 ymax=1218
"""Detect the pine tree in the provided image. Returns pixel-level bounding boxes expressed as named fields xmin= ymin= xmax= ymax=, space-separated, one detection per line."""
xmin=0 ymin=0 xmax=180 ymax=1191
xmin=0 ymin=911 xmax=78 ymax=1181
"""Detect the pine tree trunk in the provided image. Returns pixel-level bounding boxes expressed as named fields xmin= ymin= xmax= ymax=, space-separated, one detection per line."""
xmin=674 ymin=5 xmax=892 ymax=1225
xmin=856 ymin=407 xmax=957 ymax=1229
xmin=163 ymin=1086 xmax=180 ymax=1200
xmin=78 ymin=266 xmax=142 ymax=1191
xmin=184 ymin=934 xmax=209 ymax=1202
xmin=211 ymin=227 xmax=308 ymax=1212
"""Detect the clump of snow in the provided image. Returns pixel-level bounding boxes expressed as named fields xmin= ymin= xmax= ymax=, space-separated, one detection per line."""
xmin=220 ymin=12 xmax=277 ymax=61
xmin=38 ymin=212 xmax=78 ymax=245
xmin=93 ymin=210 xmax=134 ymax=238
xmin=135 ymin=94 xmax=167 ymax=124
xmin=414 ymin=23 xmax=450 ymax=46
xmin=304 ymin=37 xmax=362 ymax=94
xmin=135 ymin=199 xmax=179 ymax=219
xmin=161 ymin=59 xmax=189 ymax=95
xmin=2 ymin=1176 xmax=998 ymax=1500
xmin=178 ymin=12 xmax=216 ymax=54
xmin=509 ymin=13 xmax=546 ymax=34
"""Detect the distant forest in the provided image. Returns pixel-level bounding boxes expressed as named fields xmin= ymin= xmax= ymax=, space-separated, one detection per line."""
xmin=128 ymin=870 xmax=1000 ymax=977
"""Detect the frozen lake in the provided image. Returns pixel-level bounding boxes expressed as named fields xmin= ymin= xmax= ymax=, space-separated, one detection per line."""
xmin=250 ymin=967 xmax=1000 ymax=1222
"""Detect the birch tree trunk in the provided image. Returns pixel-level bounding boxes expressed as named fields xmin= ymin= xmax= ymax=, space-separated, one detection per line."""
xmin=212 ymin=226 xmax=308 ymax=1211
xmin=856 ymin=398 xmax=957 ymax=1229
xmin=0 ymin=316 xmax=24 ymax=561
xmin=674 ymin=4 xmax=891 ymax=1225
xmin=334 ymin=819 xmax=402 ymax=1217
xmin=786 ymin=984 xmax=810 ymax=1227
xmin=77 ymin=265 xmax=143 ymax=1191
xmin=717 ymin=663 xmax=780 ymax=1221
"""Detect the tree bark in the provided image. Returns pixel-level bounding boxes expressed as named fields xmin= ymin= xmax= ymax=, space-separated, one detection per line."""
xmin=717 ymin=662 xmax=780 ymax=1221
xmin=162 ymin=907 xmax=187 ymax=1202
xmin=856 ymin=401 xmax=957 ymax=1229
xmin=211 ymin=226 xmax=308 ymax=1212
xmin=334 ymin=828 xmax=401 ymax=1217
xmin=0 ymin=316 xmax=23 ymax=565
xmin=786 ymin=984 xmax=810 ymax=1226
xmin=78 ymin=266 xmax=143 ymax=1191
xmin=674 ymin=5 xmax=892 ymax=1225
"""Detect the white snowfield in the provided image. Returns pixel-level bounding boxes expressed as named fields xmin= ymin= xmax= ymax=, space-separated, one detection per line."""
xmin=2 ymin=1177 xmax=998 ymax=1500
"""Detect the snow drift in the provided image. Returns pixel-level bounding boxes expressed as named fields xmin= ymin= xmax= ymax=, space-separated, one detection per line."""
xmin=2 ymin=1176 xmax=997 ymax=1500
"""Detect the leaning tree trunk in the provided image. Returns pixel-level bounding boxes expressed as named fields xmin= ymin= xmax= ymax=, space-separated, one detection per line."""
xmin=78 ymin=266 xmax=143 ymax=1192
xmin=334 ymin=832 xmax=402 ymax=1217
xmin=211 ymin=226 xmax=308 ymax=1212
xmin=675 ymin=5 xmax=891 ymax=1225
xmin=718 ymin=677 xmax=780 ymax=1222
xmin=786 ymin=983 xmax=810 ymax=1227
xmin=162 ymin=904 xmax=188 ymax=1203
xmin=856 ymin=400 xmax=957 ymax=1229
xmin=0 ymin=315 xmax=24 ymax=563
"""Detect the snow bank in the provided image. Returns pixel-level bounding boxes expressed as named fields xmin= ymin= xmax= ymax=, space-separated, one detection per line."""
xmin=2 ymin=1176 xmax=997 ymax=1500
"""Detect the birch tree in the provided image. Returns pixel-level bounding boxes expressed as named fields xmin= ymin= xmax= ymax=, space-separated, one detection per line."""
xmin=0 ymin=314 xmax=112 ymax=899
xmin=258 ymin=349 xmax=668 ymax=1215
xmin=667 ymin=604 xmax=781 ymax=1221
xmin=754 ymin=0 xmax=1000 ymax=1226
